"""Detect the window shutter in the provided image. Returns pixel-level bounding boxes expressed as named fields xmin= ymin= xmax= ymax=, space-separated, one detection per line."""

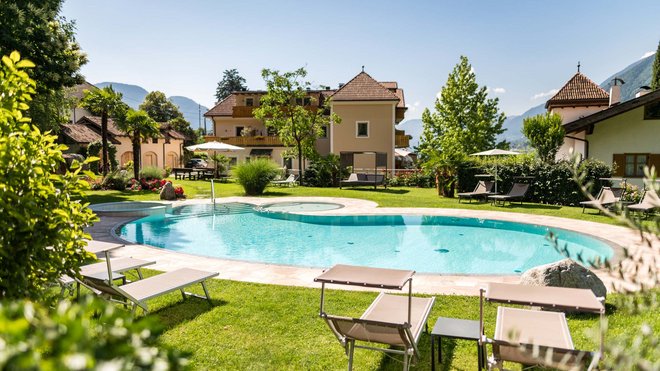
xmin=612 ymin=154 xmax=625 ymax=177
xmin=649 ymin=154 xmax=660 ymax=177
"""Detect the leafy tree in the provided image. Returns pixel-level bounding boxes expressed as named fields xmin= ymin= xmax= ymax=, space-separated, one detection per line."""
xmin=253 ymin=67 xmax=340 ymax=184
xmin=0 ymin=0 xmax=87 ymax=132
xmin=116 ymin=110 xmax=160 ymax=180
xmin=139 ymin=91 xmax=183 ymax=122
xmin=169 ymin=116 xmax=199 ymax=147
xmin=419 ymin=56 xmax=505 ymax=195
xmin=215 ymin=68 xmax=247 ymax=102
xmin=522 ymin=112 xmax=565 ymax=163
xmin=81 ymin=86 xmax=126 ymax=176
xmin=0 ymin=51 xmax=97 ymax=299
xmin=652 ymin=40 xmax=660 ymax=90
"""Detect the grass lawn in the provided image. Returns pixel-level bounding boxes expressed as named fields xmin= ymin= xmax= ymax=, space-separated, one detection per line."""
xmin=83 ymin=179 xmax=658 ymax=369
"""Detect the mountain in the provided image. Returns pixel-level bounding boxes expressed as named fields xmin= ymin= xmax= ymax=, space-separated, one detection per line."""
xmin=396 ymin=119 xmax=423 ymax=149
xmin=600 ymin=53 xmax=654 ymax=101
xmin=500 ymin=103 xmax=545 ymax=141
xmin=93 ymin=82 xmax=209 ymax=130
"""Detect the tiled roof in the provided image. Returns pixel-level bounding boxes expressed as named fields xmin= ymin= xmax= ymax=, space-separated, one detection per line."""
xmin=159 ymin=123 xmax=187 ymax=140
xmin=330 ymin=72 xmax=400 ymax=102
xmin=61 ymin=123 xmax=120 ymax=144
xmin=393 ymin=88 xmax=405 ymax=108
xmin=379 ymin=82 xmax=398 ymax=89
xmin=77 ymin=116 xmax=126 ymax=137
xmin=69 ymin=81 xmax=98 ymax=101
xmin=204 ymin=94 xmax=236 ymax=117
xmin=546 ymin=72 xmax=609 ymax=109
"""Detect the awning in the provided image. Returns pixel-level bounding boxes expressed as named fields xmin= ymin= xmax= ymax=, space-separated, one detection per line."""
xmin=250 ymin=148 xmax=273 ymax=157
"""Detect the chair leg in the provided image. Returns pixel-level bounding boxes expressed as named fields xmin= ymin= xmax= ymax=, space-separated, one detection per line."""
xmin=201 ymin=281 xmax=212 ymax=305
xmin=403 ymin=351 xmax=410 ymax=371
xmin=347 ymin=340 xmax=355 ymax=371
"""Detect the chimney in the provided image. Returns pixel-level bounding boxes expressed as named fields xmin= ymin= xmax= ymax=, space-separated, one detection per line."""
xmin=609 ymin=77 xmax=624 ymax=106
xmin=636 ymin=85 xmax=652 ymax=98
xmin=338 ymin=83 xmax=345 ymax=88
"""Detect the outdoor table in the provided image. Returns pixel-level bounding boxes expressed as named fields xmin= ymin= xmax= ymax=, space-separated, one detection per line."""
xmin=430 ymin=317 xmax=485 ymax=371
xmin=193 ymin=168 xmax=215 ymax=180
xmin=172 ymin=167 xmax=195 ymax=180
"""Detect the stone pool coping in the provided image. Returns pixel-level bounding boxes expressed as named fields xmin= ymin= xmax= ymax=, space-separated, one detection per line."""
xmin=87 ymin=197 xmax=646 ymax=295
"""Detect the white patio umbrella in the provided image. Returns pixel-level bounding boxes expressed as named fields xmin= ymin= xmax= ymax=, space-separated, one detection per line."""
xmin=470 ymin=149 xmax=520 ymax=193
xmin=185 ymin=141 xmax=244 ymax=152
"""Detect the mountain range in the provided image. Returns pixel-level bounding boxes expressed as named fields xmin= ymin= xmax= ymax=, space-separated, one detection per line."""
xmin=398 ymin=53 xmax=656 ymax=149
xmin=94 ymin=82 xmax=210 ymax=130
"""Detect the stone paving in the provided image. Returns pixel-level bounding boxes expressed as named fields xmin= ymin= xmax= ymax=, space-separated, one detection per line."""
xmin=87 ymin=197 xmax=650 ymax=295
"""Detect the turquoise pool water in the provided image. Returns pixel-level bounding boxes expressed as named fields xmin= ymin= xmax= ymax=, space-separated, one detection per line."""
xmin=119 ymin=203 xmax=614 ymax=274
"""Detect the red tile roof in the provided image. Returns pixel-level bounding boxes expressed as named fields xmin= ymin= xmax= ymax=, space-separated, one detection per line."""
xmin=159 ymin=123 xmax=187 ymax=140
xmin=204 ymin=94 xmax=236 ymax=117
xmin=61 ymin=123 xmax=121 ymax=144
xmin=546 ymin=72 xmax=609 ymax=109
xmin=77 ymin=116 xmax=126 ymax=137
xmin=330 ymin=72 xmax=400 ymax=102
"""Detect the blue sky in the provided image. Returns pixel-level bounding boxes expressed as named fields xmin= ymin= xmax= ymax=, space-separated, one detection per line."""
xmin=62 ymin=0 xmax=659 ymax=118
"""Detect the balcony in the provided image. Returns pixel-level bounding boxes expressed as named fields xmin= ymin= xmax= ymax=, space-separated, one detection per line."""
xmin=204 ymin=135 xmax=284 ymax=147
xmin=232 ymin=106 xmax=256 ymax=117
xmin=395 ymin=129 xmax=410 ymax=148
xmin=395 ymin=107 xmax=406 ymax=123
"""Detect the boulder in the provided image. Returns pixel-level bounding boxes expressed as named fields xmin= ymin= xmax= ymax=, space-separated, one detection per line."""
xmin=520 ymin=259 xmax=607 ymax=299
xmin=159 ymin=182 xmax=176 ymax=200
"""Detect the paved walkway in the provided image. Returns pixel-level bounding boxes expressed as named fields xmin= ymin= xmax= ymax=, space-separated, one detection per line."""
xmin=88 ymin=197 xmax=647 ymax=295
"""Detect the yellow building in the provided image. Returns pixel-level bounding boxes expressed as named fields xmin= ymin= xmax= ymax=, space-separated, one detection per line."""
xmin=203 ymin=71 xmax=409 ymax=173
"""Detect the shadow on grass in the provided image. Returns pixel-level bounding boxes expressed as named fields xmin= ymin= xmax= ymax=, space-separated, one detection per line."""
xmin=494 ymin=203 xmax=562 ymax=211
xmin=344 ymin=188 xmax=411 ymax=195
xmin=154 ymin=297 xmax=228 ymax=328
xmin=376 ymin=333 xmax=458 ymax=371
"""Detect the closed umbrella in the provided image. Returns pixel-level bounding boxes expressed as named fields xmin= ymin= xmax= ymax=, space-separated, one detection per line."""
xmin=470 ymin=149 xmax=520 ymax=193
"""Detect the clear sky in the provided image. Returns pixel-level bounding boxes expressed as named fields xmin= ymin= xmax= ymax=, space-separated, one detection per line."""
xmin=61 ymin=0 xmax=659 ymax=118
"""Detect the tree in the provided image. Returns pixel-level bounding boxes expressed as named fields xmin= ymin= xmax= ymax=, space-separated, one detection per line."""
xmin=169 ymin=116 xmax=199 ymax=147
xmin=116 ymin=110 xmax=160 ymax=180
xmin=0 ymin=0 xmax=87 ymax=132
xmin=215 ymin=68 xmax=247 ymax=102
xmin=81 ymin=86 xmax=126 ymax=176
xmin=253 ymin=67 xmax=340 ymax=184
xmin=0 ymin=51 xmax=97 ymax=299
xmin=522 ymin=112 xmax=565 ymax=163
xmin=419 ymin=56 xmax=506 ymax=195
xmin=139 ymin=91 xmax=183 ymax=122
xmin=652 ymin=40 xmax=660 ymax=90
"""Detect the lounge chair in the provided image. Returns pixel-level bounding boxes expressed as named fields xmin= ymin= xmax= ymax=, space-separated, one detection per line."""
xmin=78 ymin=267 xmax=218 ymax=315
xmin=488 ymin=183 xmax=530 ymax=206
xmin=580 ymin=186 xmax=625 ymax=213
xmin=626 ymin=189 xmax=659 ymax=216
xmin=458 ymin=180 xmax=495 ymax=203
xmin=315 ymin=265 xmax=435 ymax=370
xmin=339 ymin=173 xmax=386 ymax=189
xmin=271 ymin=174 xmax=298 ymax=187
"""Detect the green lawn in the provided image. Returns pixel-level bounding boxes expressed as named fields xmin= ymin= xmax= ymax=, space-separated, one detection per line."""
xmin=83 ymin=180 xmax=658 ymax=369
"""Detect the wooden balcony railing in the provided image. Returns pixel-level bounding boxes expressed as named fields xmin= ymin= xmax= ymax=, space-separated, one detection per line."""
xmin=204 ymin=136 xmax=284 ymax=147
xmin=395 ymin=133 xmax=410 ymax=148
xmin=232 ymin=106 xmax=256 ymax=117
xmin=395 ymin=107 xmax=406 ymax=123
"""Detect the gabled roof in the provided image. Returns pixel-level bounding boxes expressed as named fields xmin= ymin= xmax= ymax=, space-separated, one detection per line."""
xmin=330 ymin=72 xmax=400 ymax=102
xmin=69 ymin=81 xmax=98 ymax=101
xmin=204 ymin=94 xmax=236 ymax=117
xmin=545 ymin=72 xmax=609 ymax=109
xmin=77 ymin=116 xmax=126 ymax=137
xmin=60 ymin=123 xmax=121 ymax=145
xmin=159 ymin=123 xmax=187 ymax=140
xmin=564 ymin=89 xmax=660 ymax=133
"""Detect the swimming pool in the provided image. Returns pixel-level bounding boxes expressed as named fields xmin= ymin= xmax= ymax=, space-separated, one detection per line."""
xmin=118 ymin=203 xmax=614 ymax=274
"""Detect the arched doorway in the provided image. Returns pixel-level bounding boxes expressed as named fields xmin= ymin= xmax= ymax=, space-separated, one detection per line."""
xmin=166 ymin=152 xmax=179 ymax=169
xmin=121 ymin=151 xmax=133 ymax=168
xmin=143 ymin=151 xmax=158 ymax=167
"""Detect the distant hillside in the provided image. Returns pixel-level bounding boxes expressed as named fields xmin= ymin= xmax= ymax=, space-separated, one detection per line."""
xmin=93 ymin=82 xmax=209 ymax=130
xmin=600 ymin=53 xmax=654 ymax=101
xmin=500 ymin=104 xmax=545 ymax=141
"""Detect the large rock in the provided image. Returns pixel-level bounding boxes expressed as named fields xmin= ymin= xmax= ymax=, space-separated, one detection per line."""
xmin=159 ymin=182 xmax=176 ymax=200
xmin=520 ymin=259 xmax=607 ymax=299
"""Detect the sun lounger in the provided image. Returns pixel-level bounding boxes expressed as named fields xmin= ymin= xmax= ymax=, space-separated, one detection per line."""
xmin=488 ymin=183 xmax=530 ymax=206
xmin=626 ymin=189 xmax=659 ymax=216
xmin=580 ymin=186 xmax=625 ymax=213
xmin=315 ymin=265 xmax=435 ymax=370
xmin=78 ymin=267 xmax=218 ymax=315
xmin=458 ymin=180 xmax=495 ymax=203
xmin=339 ymin=173 xmax=386 ymax=189
xmin=271 ymin=174 xmax=298 ymax=187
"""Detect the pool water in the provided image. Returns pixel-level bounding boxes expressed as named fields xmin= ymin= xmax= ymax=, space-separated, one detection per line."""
xmin=119 ymin=203 xmax=614 ymax=274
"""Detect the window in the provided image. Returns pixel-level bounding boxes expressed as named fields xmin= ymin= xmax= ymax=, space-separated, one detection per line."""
xmin=245 ymin=97 xmax=254 ymax=107
xmin=152 ymin=137 xmax=158 ymax=144
xmin=304 ymin=97 xmax=311 ymax=106
xmin=356 ymin=121 xmax=369 ymax=138
xmin=644 ymin=101 xmax=660 ymax=120
xmin=625 ymin=154 xmax=648 ymax=177
xmin=235 ymin=126 xmax=244 ymax=136
xmin=228 ymin=157 xmax=237 ymax=168
xmin=320 ymin=125 xmax=328 ymax=138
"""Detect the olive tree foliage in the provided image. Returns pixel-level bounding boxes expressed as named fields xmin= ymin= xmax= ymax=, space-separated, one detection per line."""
xmin=522 ymin=112 xmax=565 ymax=164
xmin=81 ymin=85 xmax=126 ymax=176
xmin=253 ymin=67 xmax=340 ymax=184
xmin=0 ymin=52 xmax=97 ymax=300
xmin=139 ymin=90 xmax=183 ymax=122
xmin=0 ymin=0 xmax=87 ymax=132
xmin=418 ymin=56 xmax=506 ymax=195
xmin=215 ymin=68 xmax=247 ymax=102
xmin=116 ymin=110 xmax=160 ymax=180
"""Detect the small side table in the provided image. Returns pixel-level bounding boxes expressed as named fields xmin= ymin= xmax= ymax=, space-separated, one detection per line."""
xmin=431 ymin=317 xmax=485 ymax=371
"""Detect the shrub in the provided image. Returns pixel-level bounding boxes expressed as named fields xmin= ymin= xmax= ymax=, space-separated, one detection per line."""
xmin=101 ymin=169 xmax=130 ymax=190
xmin=86 ymin=139 xmax=118 ymax=174
xmin=139 ymin=165 xmax=165 ymax=180
xmin=232 ymin=159 xmax=280 ymax=195
xmin=303 ymin=154 xmax=347 ymax=187
xmin=0 ymin=52 xmax=98 ymax=299
xmin=388 ymin=170 xmax=435 ymax=188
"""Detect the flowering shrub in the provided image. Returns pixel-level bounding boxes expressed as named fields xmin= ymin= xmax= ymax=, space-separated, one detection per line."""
xmin=127 ymin=178 xmax=185 ymax=198
xmin=387 ymin=170 xmax=435 ymax=188
xmin=174 ymin=186 xmax=185 ymax=197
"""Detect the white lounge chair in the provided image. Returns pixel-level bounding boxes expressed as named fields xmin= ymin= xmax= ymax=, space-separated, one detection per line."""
xmin=580 ymin=186 xmax=625 ymax=213
xmin=271 ymin=174 xmax=298 ymax=187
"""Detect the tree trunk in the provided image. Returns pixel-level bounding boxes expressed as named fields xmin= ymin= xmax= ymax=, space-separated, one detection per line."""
xmin=132 ymin=137 xmax=140 ymax=180
xmin=101 ymin=112 xmax=109 ymax=176
xmin=297 ymin=142 xmax=304 ymax=186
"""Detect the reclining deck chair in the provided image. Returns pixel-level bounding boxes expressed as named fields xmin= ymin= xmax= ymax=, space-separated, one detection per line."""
xmin=580 ymin=186 xmax=625 ymax=213
xmin=271 ymin=174 xmax=298 ymax=187
xmin=458 ymin=180 xmax=495 ymax=203
xmin=488 ymin=183 xmax=530 ymax=206
xmin=626 ymin=189 xmax=659 ymax=216
xmin=78 ymin=267 xmax=218 ymax=315
xmin=315 ymin=265 xmax=435 ymax=371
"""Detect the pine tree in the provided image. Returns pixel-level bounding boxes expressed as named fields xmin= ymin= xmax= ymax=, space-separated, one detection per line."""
xmin=651 ymin=40 xmax=660 ymax=90
xmin=215 ymin=69 xmax=247 ymax=102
